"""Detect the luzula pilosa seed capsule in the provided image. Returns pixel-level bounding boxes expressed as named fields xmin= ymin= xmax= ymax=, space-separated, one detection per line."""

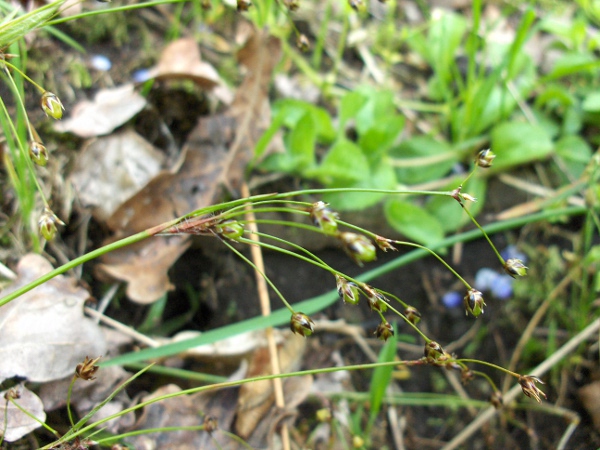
xmin=463 ymin=288 xmax=485 ymax=317
xmin=503 ymin=258 xmax=528 ymax=278
xmin=335 ymin=275 xmax=360 ymax=305
xmin=38 ymin=207 xmax=65 ymax=241
xmin=214 ymin=220 xmax=244 ymax=241
xmin=40 ymin=91 xmax=64 ymax=120
xmin=310 ymin=201 xmax=339 ymax=235
xmin=475 ymin=149 xmax=496 ymax=168
xmin=375 ymin=321 xmax=394 ymax=342
xmin=29 ymin=141 xmax=48 ymax=166
xmin=290 ymin=312 xmax=315 ymax=337
xmin=338 ymin=232 xmax=376 ymax=266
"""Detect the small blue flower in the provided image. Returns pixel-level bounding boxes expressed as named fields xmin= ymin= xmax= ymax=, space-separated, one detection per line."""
xmin=474 ymin=268 xmax=499 ymax=291
xmin=90 ymin=54 xmax=112 ymax=71
xmin=490 ymin=274 xmax=514 ymax=300
xmin=442 ymin=291 xmax=462 ymax=308
xmin=132 ymin=68 xmax=152 ymax=83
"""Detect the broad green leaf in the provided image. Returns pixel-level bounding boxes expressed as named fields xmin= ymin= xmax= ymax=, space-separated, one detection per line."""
xmin=582 ymin=92 xmax=600 ymax=113
xmin=355 ymin=90 xmax=397 ymax=136
xmin=384 ymin=199 xmax=445 ymax=246
xmin=323 ymin=160 xmax=396 ymax=211
xmin=305 ymin=138 xmax=368 ymax=185
xmin=288 ymin=112 xmax=317 ymax=170
xmin=339 ymin=90 xmax=369 ymax=128
xmin=426 ymin=176 xmax=487 ymax=233
xmin=272 ymin=99 xmax=335 ymax=141
xmin=545 ymin=52 xmax=600 ymax=80
xmin=489 ymin=122 xmax=553 ymax=171
xmin=555 ymin=135 xmax=592 ymax=178
xmin=390 ymin=136 xmax=457 ymax=185
xmin=358 ymin=115 xmax=405 ymax=163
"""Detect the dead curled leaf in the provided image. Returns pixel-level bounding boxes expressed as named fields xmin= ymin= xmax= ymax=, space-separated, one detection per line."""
xmin=70 ymin=130 xmax=166 ymax=222
xmin=54 ymin=84 xmax=147 ymax=138
xmin=0 ymin=254 xmax=107 ymax=384
xmin=97 ymin=237 xmax=190 ymax=304
xmin=235 ymin=332 xmax=307 ymax=440
xmin=97 ymin=28 xmax=282 ymax=304
xmin=0 ymin=386 xmax=46 ymax=442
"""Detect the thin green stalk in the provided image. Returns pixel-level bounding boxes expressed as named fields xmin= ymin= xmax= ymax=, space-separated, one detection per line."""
xmin=66 ymin=376 xmax=77 ymax=428
xmin=221 ymin=237 xmax=295 ymax=313
xmin=3 ymin=60 xmax=45 ymax=92
xmin=311 ymin=0 xmax=332 ymax=69
xmin=45 ymin=0 xmax=190 ymax=26
xmin=456 ymin=359 xmax=519 ymax=378
xmin=460 ymin=205 xmax=504 ymax=265
xmin=42 ymin=360 xmax=408 ymax=448
xmin=0 ymin=228 xmax=154 ymax=307
xmin=99 ymin=205 xmax=587 ymax=369
xmin=472 ymin=370 xmax=499 ymax=393
xmin=8 ymin=398 xmax=59 ymax=437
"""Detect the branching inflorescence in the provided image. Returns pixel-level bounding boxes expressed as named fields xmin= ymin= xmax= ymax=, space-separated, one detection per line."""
xmin=156 ymin=149 xmax=539 ymax=408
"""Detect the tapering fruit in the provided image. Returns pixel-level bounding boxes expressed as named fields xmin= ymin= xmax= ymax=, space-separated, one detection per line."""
xmin=309 ymin=201 xmax=339 ymax=235
xmin=335 ymin=275 xmax=360 ymax=305
xmin=40 ymin=91 xmax=64 ymax=120
xmin=475 ymin=149 xmax=495 ymax=168
xmin=338 ymin=232 xmax=376 ymax=266
xmin=375 ymin=321 xmax=394 ymax=341
xmin=503 ymin=258 xmax=528 ymax=278
xmin=39 ymin=207 xmax=65 ymax=241
xmin=463 ymin=288 xmax=485 ymax=317
xmin=290 ymin=312 xmax=315 ymax=337
xmin=29 ymin=141 xmax=48 ymax=166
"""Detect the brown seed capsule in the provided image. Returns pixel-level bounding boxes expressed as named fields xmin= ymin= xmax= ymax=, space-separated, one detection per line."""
xmin=284 ymin=0 xmax=300 ymax=11
xmin=290 ymin=312 xmax=315 ymax=337
xmin=29 ymin=140 xmax=48 ymax=166
xmin=203 ymin=415 xmax=218 ymax=433
xmin=338 ymin=232 xmax=376 ymax=266
xmin=309 ymin=201 xmax=339 ymax=235
xmin=335 ymin=274 xmax=360 ymax=305
xmin=237 ymin=0 xmax=252 ymax=11
xmin=75 ymin=356 xmax=101 ymax=381
xmin=40 ymin=91 xmax=64 ymax=120
xmin=39 ymin=207 xmax=65 ymax=241
xmin=463 ymin=288 xmax=485 ymax=317
xmin=424 ymin=341 xmax=452 ymax=365
xmin=404 ymin=306 xmax=421 ymax=325
xmin=296 ymin=34 xmax=310 ymax=52
xmin=475 ymin=149 xmax=496 ymax=168
xmin=362 ymin=285 xmax=388 ymax=312
xmin=489 ymin=391 xmax=503 ymax=409
xmin=348 ymin=0 xmax=362 ymax=10
xmin=375 ymin=235 xmax=397 ymax=252
xmin=518 ymin=375 xmax=547 ymax=403
xmin=375 ymin=321 xmax=394 ymax=342
xmin=503 ymin=258 xmax=528 ymax=278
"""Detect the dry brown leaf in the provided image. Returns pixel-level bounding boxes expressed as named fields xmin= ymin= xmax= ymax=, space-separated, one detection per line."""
xmin=579 ymin=381 xmax=600 ymax=432
xmin=98 ymin=27 xmax=281 ymax=303
xmin=149 ymin=37 xmax=221 ymax=89
xmin=0 ymin=385 xmax=46 ymax=442
xmin=97 ymin=237 xmax=190 ymax=304
xmin=55 ymin=84 xmax=147 ymax=138
xmin=0 ymin=254 xmax=106 ymax=383
xmin=235 ymin=332 xmax=306 ymax=438
xmin=70 ymin=130 xmax=166 ymax=222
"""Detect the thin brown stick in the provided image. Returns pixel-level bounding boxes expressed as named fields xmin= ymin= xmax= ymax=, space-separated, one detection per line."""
xmin=241 ymin=182 xmax=291 ymax=450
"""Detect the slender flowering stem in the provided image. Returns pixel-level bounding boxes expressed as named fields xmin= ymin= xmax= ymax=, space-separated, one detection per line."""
xmin=220 ymin=237 xmax=295 ymax=313
xmin=8 ymin=398 xmax=59 ymax=437
xmin=456 ymin=359 xmax=520 ymax=378
xmin=2 ymin=61 xmax=45 ymax=93
xmin=66 ymin=375 xmax=77 ymax=428
xmin=472 ymin=370 xmax=500 ymax=393
xmin=460 ymin=205 xmax=505 ymax=265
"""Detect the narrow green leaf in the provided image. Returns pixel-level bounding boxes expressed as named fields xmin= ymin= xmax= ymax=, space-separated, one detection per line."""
xmin=367 ymin=329 xmax=397 ymax=434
